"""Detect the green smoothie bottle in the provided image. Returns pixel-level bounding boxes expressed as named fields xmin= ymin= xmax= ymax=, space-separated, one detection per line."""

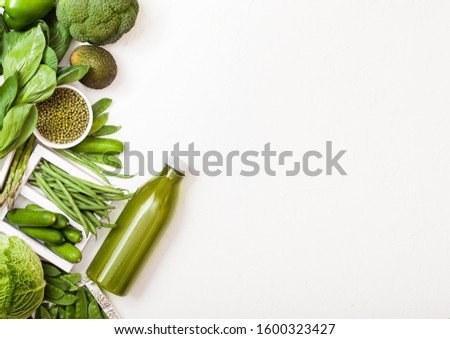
xmin=87 ymin=163 xmax=184 ymax=296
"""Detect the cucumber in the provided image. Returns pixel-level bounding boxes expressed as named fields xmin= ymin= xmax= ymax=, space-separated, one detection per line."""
xmin=52 ymin=214 xmax=69 ymax=230
xmin=7 ymin=209 xmax=56 ymax=227
xmin=46 ymin=243 xmax=82 ymax=263
xmin=26 ymin=204 xmax=69 ymax=230
xmin=62 ymin=226 xmax=83 ymax=244
xmin=19 ymin=227 xmax=64 ymax=245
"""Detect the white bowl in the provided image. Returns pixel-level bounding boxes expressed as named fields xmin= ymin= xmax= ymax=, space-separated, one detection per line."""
xmin=34 ymin=85 xmax=93 ymax=149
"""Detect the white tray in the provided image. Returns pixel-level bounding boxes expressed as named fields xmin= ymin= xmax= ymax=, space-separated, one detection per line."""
xmin=0 ymin=145 xmax=106 ymax=272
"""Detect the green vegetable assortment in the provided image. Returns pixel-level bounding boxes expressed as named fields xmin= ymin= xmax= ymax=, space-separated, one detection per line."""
xmin=34 ymin=263 xmax=109 ymax=319
xmin=0 ymin=0 xmax=142 ymax=320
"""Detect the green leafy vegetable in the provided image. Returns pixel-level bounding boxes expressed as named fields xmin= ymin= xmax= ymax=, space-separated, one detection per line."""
xmin=46 ymin=10 xmax=72 ymax=62
xmin=57 ymin=65 xmax=90 ymax=85
xmin=0 ymin=104 xmax=35 ymax=154
xmin=15 ymin=65 xmax=57 ymax=104
xmin=0 ymin=72 xmax=18 ymax=128
xmin=42 ymin=46 xmax=59 ymax=72
xmin=0 ymin=235 xmax=46 ymax=319
xmin=3 ymin=25 xmax=46 ymax=87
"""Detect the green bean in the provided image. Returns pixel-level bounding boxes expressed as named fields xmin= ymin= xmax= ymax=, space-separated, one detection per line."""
xmin=100 ymin=222 xmax=117 ymax=228
xmin=84 ymin=211 xmax=101 ymax=230
xmin=56 ymin=149 xmax=110 ymax=183
xmin=40 ymin=162 xmax=99 ymax=199
xmin=34 ymin=173 xmax=78 ymax=221
xmin=55 ymin=178 xmax=90 ymax=236
xmin=84 ymin=215 xmax=97 ymax=236
xmin=99 ymin=192 xmax=135 ymax=201
xmin=47 ymin=165 xmax=126 ymax=194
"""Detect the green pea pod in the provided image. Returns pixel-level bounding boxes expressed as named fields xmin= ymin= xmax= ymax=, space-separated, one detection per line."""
xmin=61 ymin=273 xmax=81 ymax=285
xmin=48 ymin=306 xmax=59 ymax=319
xmin=65 ymin=305 xmax=75 ymax=319
xmin=71 ymin=137 xmax=123 ymax=154
xmin=45 ymin=283 xmax=64 ymax=299
xmin=88 ymin=301 xmax=103 ymax=319
xmin=45 ymin=276 xmax=70 ymax=291
xmin=75 ymin=289 xmax=88 ymax=319
xmin=36 ymin=306 xmax=52 ymax=319
xmin=92 ymin=98 xmax=112 ymax=117
xmin=91 ymin=125 xmax=122 ymax=137
xmin=46 ymin=293 xmax=78 ymax=306
xmin=89 ymin=113 xmax=109 ymax=135
xmin=3 ymin=0 xmax=55 ymax=31
xmin=58 ymin=307 xmax=66 ymax=319
xmin=42 ymin=262 xmax=62 ymax=277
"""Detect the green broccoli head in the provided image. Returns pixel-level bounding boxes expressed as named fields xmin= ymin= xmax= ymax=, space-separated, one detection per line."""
xmin=56 ymin=0 xmax=139 ymax=46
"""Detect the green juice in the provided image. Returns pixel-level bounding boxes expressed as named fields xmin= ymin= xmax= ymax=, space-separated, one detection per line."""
xmin=87 ymin=164 xmax=184 ymax=296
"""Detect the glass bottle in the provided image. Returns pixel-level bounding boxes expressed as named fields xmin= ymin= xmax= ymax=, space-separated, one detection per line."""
xmin=87 ymin=164 xmax=184 ymax=296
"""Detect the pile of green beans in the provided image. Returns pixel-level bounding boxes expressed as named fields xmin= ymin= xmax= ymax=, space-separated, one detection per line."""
xmin=33 ymin=263 xmax=108 ymax=319
xmin=29 ymin=160 xmax=134 ymax=236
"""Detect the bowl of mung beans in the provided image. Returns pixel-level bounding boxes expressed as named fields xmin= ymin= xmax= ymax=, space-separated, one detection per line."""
xmin=34 ymin=85 xmax=93 ymax=149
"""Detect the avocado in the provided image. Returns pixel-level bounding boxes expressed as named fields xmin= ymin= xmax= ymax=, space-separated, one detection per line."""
xmin=70 ymin=45 xmax=117 ymax=89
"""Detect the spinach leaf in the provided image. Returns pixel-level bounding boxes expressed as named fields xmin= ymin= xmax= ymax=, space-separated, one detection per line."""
xmin=15 ymin=65 xmax=57 ymax=105
xmin=0 ymin=72 xmax=19 ymax=128
xmin=3 ymin=105 xmax=38 ymax=157
xmin=57 ymin=66 xmax=90 ymax=86
xmin=45 ymin=10 xmax=72 ymax=62
xmin=42 ymin=46 xmax=59 ymax=72
xmin=1 ymin=30 xmax=23 ymax=64
xmin=3 ymin=26 xmax=46 ymax=88
xmin=0 ymin=104 xmax=35 ymax=154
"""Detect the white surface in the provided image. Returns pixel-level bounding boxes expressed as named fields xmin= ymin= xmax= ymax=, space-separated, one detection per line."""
xmin=72 ymin=1 xmax=450 ymax=318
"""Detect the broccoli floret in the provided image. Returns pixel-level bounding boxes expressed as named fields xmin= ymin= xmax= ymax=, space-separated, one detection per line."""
xmin=56 ymin=0 xmax=139 ymax=46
